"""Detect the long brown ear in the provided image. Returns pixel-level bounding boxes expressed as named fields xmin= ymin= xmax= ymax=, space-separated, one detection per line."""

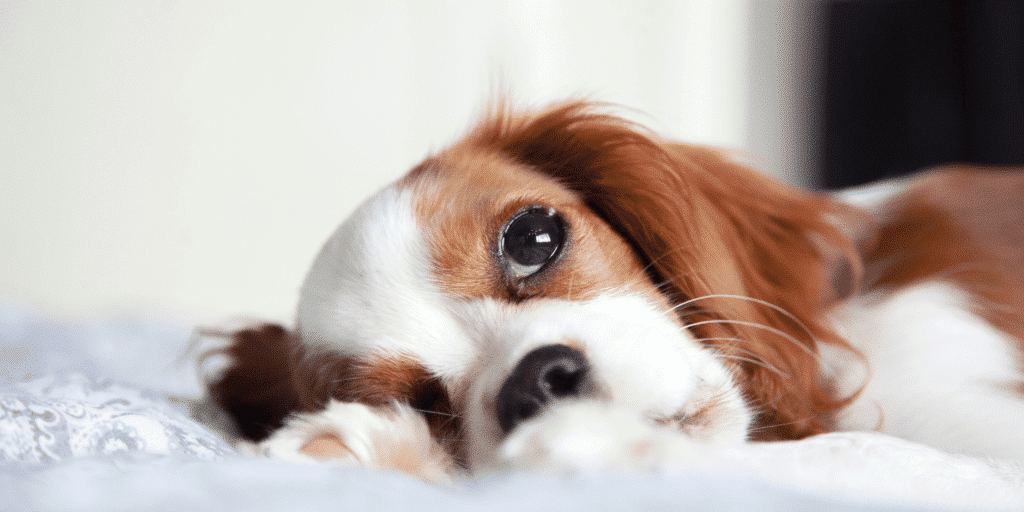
xmin=206 ymin=324 xmax=304 ymax=441
xmin=471 ymin=102 xmax=863 ymax=440
xmin=657 ymin=144 xmax=866 ymax=440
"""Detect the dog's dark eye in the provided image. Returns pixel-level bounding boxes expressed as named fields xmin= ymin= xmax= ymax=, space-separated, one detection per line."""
xmin=500 ymin=207 xmax=565 ymax=277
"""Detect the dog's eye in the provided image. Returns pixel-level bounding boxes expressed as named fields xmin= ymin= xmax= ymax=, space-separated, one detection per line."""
xmin=500 ymin=207 xmax=565 ymax=277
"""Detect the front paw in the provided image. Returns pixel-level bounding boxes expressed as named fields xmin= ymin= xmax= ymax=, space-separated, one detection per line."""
xmin=498 ymin=401 xmax=695 ymax=475
xmin=245 ymin=400 xmax=457 ymax=483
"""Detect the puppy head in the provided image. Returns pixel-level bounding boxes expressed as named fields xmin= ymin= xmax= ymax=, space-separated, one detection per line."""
xmin=211 ymin=102 xmax=861 ymax=472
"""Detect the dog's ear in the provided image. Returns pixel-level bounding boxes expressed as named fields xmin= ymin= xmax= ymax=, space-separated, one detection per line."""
xmin=473 ymin=102 xmax=864 ymax=440
xmin=654 ymin=144 xmax=867 ymax=440
xmin=205 ymin=325 xmax=381 ymax=442
xmin=206 ymin=324 xmax=304 ymax=441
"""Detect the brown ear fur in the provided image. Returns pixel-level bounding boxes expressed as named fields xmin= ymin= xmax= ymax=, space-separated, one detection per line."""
xmin=206 ymin=324 xmax=306 ymax=441
xmin=206 ymin=325 xmax=370 ymax=442
xmin=207 ymin=326 xmax=463 ymax=457
xmin=470 ymin=102 xmax=863 ymax=440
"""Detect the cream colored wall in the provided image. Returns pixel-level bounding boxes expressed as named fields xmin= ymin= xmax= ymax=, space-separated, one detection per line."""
xmin=0 ymin=1 xmax=801 ymax=324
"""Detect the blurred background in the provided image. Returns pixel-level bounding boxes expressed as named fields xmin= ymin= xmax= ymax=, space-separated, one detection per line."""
xmin=1 ymin=1 xmax=1021 ymax=325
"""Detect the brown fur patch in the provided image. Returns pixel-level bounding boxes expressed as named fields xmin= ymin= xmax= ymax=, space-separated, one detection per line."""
xmin=207 ymin=324 xmax=304 ymax=441
xmin=208 ymin=327 xmax=467 ymax=464
xmin=408 ymin=148 xmax=668 ymax=309
xmin=864 ymin=168 xmax=1024 ymax=356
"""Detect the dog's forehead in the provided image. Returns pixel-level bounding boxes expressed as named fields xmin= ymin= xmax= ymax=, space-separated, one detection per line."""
xmin=404 ymin=152 xmax=587 ymax=246
xmin=295 ymin=181 xmax=471 ymax=370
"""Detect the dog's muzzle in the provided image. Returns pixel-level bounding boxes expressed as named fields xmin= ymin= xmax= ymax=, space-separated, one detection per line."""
xmin=495 ymin=344 xmax=593 ymax=434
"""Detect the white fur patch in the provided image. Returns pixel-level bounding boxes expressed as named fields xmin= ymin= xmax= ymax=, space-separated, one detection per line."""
xmin=829 ymin=282 xmax=1024 ymax=459
xmin=833 ymin=175 xmax=914 ymax=211
xmin=296 ymin=185 xmax=473 ymax=376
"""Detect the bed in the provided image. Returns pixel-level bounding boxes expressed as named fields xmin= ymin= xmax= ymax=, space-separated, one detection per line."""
xmin=0 ymin=297 xmax=1007 ymax=511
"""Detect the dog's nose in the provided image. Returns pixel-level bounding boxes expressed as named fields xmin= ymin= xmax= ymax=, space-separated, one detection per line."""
xmin=495 ymin=344 xmax=592 ymax=434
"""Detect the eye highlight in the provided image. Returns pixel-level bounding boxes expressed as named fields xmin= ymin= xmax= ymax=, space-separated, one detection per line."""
xmin=499 ymin=207 xmax=565 ymax=278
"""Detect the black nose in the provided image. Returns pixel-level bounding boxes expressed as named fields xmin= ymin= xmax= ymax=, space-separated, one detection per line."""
xmin=495 ymin=344 xmax=592 ymax=435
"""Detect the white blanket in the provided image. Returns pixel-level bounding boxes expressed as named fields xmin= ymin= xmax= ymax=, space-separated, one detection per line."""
xmin=0 ymin=298 xmax=1010 ymax=511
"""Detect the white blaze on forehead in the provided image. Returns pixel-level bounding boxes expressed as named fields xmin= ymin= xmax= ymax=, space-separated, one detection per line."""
xmin=296 ymin=184 xmax=472 ymax=376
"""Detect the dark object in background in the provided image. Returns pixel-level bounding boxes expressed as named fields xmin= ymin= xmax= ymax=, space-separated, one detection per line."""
xmin=818 ymin=0 xmax=1024 ymax=189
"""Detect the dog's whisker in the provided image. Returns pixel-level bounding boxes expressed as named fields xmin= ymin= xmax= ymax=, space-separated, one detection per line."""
xmin=713 ymin=354 xmax=791 ymax=379
xmin=410 ymin=408 xmax=462 ymax=419
xmin=327 ymin=375 xmax=363 ymax=387
xmin=673 ymin=294 xmax=817 ymax=344
xmin=701 ymin=339 xmax=792 ymax=379
xmin=699 ymin=337 xmax=774 ymax=360
xmin=676 ymin=308 xmax=715 ymax=320
xmin=746 ymin=416 xmax=822 ymax=435
xmin=684 ymin=318 xmax=820 ymax=361
xmin=640 ymin=247 xmax=687 ymax=277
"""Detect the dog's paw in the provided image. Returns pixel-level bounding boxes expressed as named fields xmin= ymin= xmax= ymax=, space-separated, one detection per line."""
xmin=245 ymin=400 xmax=457 ymax=483
xmin=497 ymin=406 xmax=1024 ymax=508
xmin=498 ymin=401 xmax=700 ymax=475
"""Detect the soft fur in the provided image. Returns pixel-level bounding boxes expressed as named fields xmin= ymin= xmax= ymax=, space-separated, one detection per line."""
xmin=201 ymin=101 xmax=1024 ymax=506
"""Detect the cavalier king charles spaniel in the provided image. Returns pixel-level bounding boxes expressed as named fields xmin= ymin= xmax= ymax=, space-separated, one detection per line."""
xmin=200 ymin=101 xmax=1024 ymax=505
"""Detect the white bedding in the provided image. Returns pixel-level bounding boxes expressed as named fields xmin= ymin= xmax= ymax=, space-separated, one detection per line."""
xmin=0 ymin=298 xmax=1004 ymax=511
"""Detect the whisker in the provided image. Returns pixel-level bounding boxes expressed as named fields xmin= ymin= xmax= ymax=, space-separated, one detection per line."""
xmin=672 ymin=294 xmax=817 ymax=344
xmin=433 ymin=437 xmax=464 ymax=444
xmin=713 ymin=354 xmax=791 ymax=379
xmin=700 ymin=338 xmax=792 ymax=379
xmin=746 ymin=416 xmax=821 ymax=434
xmin=676 ymin=308 xmax=716 ymax=320
xmin=410 ymin=408 xmax=462 ymax=419
xmin=624 ymin=268 xmax=679 ymax=296
xmin=621 ymin=249 xmax=693 ymax=296
xmin=697 ymin=336 xmax=750 ymax=344
xmin=639 ymin=246 xmax=688 ymax=277
xmin=684 ymin=319 xmax=820 ymax=360
xmin=699 ymin=338 xmax=778 ymax=361
xmin=327 ymin=375 xmax=363 ymax=387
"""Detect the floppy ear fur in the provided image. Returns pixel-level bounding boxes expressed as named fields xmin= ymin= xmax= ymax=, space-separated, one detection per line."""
xmin=207 ymin=325 xmax=465 ymax=459
xmin=205 ymin=326 xmax=361 ymax=442
xmin=470 ymin=101 xmax=863 ymax=440
xmin=206 ymin=324 xmax=305 ymax=441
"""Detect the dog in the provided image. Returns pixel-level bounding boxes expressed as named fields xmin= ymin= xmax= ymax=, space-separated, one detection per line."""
xmin=201 ymin=101 xmax=1024 ymax=504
